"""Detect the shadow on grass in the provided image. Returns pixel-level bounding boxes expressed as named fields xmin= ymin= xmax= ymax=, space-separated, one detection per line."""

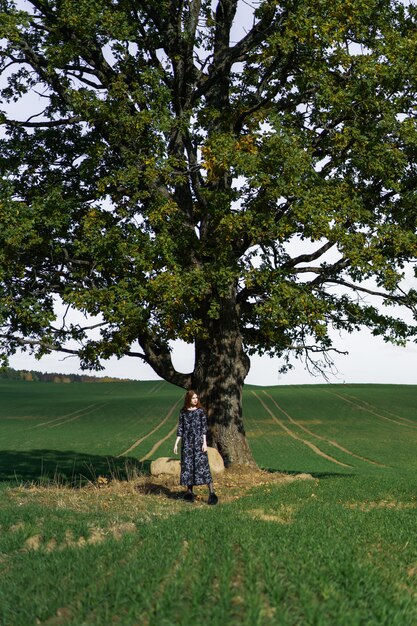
xmin=262 ymin=467 xmax=356 ymax=479
xmin=0 ymin=449 xmax=150 ymax=486
xmin=135 ymin=481 xmax=185 ymax=500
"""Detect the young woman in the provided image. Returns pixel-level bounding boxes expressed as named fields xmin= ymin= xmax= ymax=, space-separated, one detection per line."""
xmin=174 ymin=390 xmax=218 ymax=505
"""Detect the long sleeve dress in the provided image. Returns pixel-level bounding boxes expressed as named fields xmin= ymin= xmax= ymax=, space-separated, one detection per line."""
xmin=177 ymin=407 xmax=213 ymax=486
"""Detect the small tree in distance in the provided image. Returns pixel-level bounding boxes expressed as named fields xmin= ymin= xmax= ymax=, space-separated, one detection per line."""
xmin=1 ymin=0 xmax=416 ymax=465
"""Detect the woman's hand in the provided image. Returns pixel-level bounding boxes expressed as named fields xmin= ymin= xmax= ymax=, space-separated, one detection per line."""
xmin=202 ymin=442 xmax=208 ymax=453
xmin=174 ymin=436 xmax=181 ymax=455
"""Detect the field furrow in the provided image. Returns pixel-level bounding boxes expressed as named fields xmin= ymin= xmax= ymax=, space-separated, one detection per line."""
xmin=262 ymin=391 xmax=385 ymax=468
xmin=252 ymin=391 xmax=352 ymax=468
xmin=118 ymin=398 xmax=181 ymax=457
xmin=139 ymin=424 xmax=178 ymax=462
xmin=26 ymin=403 xmax=107 ymax=429
xmin=47 ymin=404 xmax=109 ymax=429
xmin=324 ymin=389 xmax=417 ymax=430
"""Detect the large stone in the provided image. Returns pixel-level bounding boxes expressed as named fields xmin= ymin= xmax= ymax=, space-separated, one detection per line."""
xmin=150 ymin=457 xmax=180 ymax=477
xmin=150 ymin=447 xmax=224 ymax=477
xmin=207 ymin=447 xmax=225 ymax=473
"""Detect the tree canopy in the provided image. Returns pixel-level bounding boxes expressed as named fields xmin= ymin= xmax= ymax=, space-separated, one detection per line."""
xmin=1 ymin=0 xmax=417 ymax=464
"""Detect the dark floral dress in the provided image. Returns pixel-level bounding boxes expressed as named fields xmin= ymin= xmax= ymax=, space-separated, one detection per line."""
xmin=177 ymin=407 xmax=213 ymax=486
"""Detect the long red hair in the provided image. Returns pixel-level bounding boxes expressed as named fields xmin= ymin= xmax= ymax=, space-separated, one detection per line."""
xmin=183 ymin=389 xmax=204 ymax=410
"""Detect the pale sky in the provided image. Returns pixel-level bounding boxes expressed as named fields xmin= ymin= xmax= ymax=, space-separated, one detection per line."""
xmin=8 ymin=329 xmax=417 ymax=386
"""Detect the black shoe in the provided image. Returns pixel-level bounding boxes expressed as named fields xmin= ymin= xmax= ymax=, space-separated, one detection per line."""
xmin=207 ymin=492 xmax=218 ymax=505
xmin=184 ymin=491 xmax=195 ymax=502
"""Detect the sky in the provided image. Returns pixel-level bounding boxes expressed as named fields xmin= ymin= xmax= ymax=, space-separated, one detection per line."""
xmin=8 ymin=328 xmax=417 ymax=386
xmin=4 ymin=0 xmax=417 ymax=387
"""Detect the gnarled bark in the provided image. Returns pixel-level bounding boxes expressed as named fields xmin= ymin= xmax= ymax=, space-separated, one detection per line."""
xmin=192 ymin=298 xmax=256 ymax=468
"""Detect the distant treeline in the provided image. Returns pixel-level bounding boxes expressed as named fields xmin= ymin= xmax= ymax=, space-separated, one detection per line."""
xmin=0 ymin=367 xmax=136 ymax=383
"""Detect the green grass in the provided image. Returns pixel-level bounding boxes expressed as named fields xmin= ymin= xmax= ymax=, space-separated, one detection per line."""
xmin=245 ymin=384 xmax=417 ymax=473
xmin=0 ymin=380 xmax=417 ymax=625
xmin=0 ymin=379 xmax=182 ymax=483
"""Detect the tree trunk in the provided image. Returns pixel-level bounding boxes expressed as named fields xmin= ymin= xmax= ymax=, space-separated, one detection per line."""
xmin=192 ymin=297 xmax=257 ymax=468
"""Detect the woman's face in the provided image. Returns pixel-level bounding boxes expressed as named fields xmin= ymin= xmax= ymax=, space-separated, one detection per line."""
xmin=190 ymin=394 xmax=198 ymax=407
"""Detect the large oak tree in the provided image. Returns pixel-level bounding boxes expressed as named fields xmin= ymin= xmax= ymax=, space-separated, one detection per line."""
xmin=1 ymin=0 xmax=417 ymax=465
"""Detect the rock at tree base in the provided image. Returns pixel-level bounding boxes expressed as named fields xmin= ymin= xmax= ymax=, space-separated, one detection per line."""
xmin=207 ymin=447 xmax=225 ymax=473
xmin=150 ymin=457 xmax=180 ymax=477
xmin=150 ymin=447 xmax=225 ymax=477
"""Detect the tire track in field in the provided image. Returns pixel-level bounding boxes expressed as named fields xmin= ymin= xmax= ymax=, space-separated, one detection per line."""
xmin=139 ymin=425 xmax=178 ymax=462
xmin=324 ymin=390 xmax=417 ymax=430
xmin=262 ymin=391 xmax=385 ymax=467
xmin=150 ymin=539 xmax=190 ymax=610
xmin=48 ymin=404 xmax=108 ymax=428
xmin=26 ymin=403 xmax=107 ymax=430
xmin=118 ymin=398 xmax=181 ymax=458
xmin=148 ymin=381 xmax=166 ymax=395
xmin=252 ymin=392 xmax=352 ymax=467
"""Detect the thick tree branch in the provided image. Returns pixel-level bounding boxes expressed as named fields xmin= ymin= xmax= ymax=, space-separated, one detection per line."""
xmin=0 ymin=334 xmax=80 ymax=357
xmin=138 ymin=334 xmax=192 ymax=389
xmin=283 ymin=241 xmax=336 ymax=269
xmin=314 ymin=278 xmax=415 ymax=306
xmin=1 ymin=116 xmax=82 ymax=128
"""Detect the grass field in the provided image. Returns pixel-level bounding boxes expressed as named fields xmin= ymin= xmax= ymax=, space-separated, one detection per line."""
xmin=0 ymin=380 xmax=416 ymax=626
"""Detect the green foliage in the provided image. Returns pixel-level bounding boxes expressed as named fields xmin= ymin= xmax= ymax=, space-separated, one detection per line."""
xmin=0 ymin=0 xmax=416 ymax=383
